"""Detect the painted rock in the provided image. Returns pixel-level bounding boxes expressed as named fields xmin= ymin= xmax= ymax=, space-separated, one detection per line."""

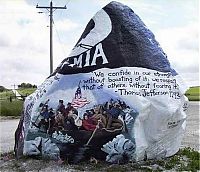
xmin=15 ymin=1 xmax=188 ymax=163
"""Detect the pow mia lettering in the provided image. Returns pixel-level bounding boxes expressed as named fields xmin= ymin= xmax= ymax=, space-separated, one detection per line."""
xmin=62 ymin=43 xmax=108 ymax=69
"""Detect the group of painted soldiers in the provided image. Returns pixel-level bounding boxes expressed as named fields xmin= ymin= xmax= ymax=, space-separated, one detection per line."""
xmin=81 ymin=100 xmax=126 ymax=131
xmin=33 ymin=98 xmax=129 ymax=134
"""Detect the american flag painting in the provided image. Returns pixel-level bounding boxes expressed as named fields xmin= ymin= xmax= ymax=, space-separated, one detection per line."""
xmin=71 ymin=85 xmax=90 ymax=108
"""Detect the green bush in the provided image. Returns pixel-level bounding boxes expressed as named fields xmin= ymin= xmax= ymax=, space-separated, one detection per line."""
xmin=0 ymin=86 xmax=8 ymax=92
xmin=185 ymin=86 xmax=200 ymax=101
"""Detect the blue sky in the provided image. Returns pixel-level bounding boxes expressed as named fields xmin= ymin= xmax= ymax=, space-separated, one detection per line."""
xmin=0 ymin=0 xmax=199 ymax=88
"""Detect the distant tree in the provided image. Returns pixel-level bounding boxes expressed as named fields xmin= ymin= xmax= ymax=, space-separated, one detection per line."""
xmin=26 ymin=83 xmax=32 ymax=88
xmin=0 ymin=86 xmax=7 ymax=92
xmin=18 ymin=83 xmax=37 ymax=89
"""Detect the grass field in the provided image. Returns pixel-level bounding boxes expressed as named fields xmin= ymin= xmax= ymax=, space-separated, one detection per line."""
xmin=0 ymin=90 xmax=14 ymax=100
xmin=0 ymin=100 xmax=23 ymax=116
xmin=185 ymin=86 xmax=200 ymax=101
xmin=0 ymin=88 xmax=36 ymax=116
xmin=18 ymin=88 xmax=36 ymax=97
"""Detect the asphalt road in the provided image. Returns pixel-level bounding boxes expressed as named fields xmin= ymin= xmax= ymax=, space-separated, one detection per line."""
xmin=0 ymin=101 xmax=199 ymax=153
xmin=181 ymin=101 xmax=199 ymax=151
xmin=0 ymin=119 xmax=19 ymax=153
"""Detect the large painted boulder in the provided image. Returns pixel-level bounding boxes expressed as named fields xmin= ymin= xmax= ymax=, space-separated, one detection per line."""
xmin=15 ymin=1 xmax=188 ymax=163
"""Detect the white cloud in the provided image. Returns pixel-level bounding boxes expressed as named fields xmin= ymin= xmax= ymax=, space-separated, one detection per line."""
xmin=0 ymin=0 xmax=48 ymax=88
xmin=0 ymin=0 xmax=79 ymax=88
xmin=155 ymin=22 xmax=199 ymax=86
xmin=54 ymin=19 xmax=79 ymax=32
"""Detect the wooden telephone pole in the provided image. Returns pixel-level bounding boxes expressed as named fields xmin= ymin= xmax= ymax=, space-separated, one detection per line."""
xmin=36 ymin=1 xmax=66 ymax=74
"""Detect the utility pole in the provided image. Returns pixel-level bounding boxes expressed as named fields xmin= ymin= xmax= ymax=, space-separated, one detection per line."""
xmin=36 ymin=1 xmax=66 ymax=74
xmin=11 ymin=84 xmax=17 ymax=90
xmin=11 ymin=84 xmax=17 ymax=97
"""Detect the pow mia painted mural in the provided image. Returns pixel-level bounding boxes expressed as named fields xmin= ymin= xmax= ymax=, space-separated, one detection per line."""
xmin=15 ymin=1 xmax=188 ymax=164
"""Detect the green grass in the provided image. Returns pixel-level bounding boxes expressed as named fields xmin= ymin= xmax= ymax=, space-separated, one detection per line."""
xmin=0 ymin=90 xmax=14 ymax=100
xmin=0 ymin=88 xmax=36 ymax=117
xmin=18 ymin=88 xmax=36 ymax=97
xmin=0 ymin=100 xmax=23 ymax=116
xmin=177 ymin=147 xmax=200 ymax=171
xmin=160 ymin=147 xmax=200 ymax=171
xmin=185 ymin=86 xmax=200 ymax=101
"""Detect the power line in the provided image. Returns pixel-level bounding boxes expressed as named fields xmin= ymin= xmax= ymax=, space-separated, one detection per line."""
xmin=65 ymin=0 xmax=71 ymax=6
xmin=53 ymin=19 xmax=67 ymax=58
xmin=53 ymin=1 xmax=71 ymax=57
xmin=36 ymin=1 xmax=66 ymax=74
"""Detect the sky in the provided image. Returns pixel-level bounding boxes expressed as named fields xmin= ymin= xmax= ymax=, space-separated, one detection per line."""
xmin=0 ymin=0 xmax=199 ymax=89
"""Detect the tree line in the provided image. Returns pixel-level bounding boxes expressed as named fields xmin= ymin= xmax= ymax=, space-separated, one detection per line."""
xmin=0 ymin=83 xmax=37 ymax=92
xmin=18 ymin=83 xmax=37 ymax=89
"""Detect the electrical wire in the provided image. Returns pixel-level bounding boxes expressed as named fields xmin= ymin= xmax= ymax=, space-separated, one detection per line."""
xmin=37 ymin=0 xmax=69 ymax=57
xmin=52 ymin=0 xmax=70 ymax=57
xmin=65 ymin=0 xmax=71 ymax=6
xmin=53 ymin=19 xmax=67 ymax=57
